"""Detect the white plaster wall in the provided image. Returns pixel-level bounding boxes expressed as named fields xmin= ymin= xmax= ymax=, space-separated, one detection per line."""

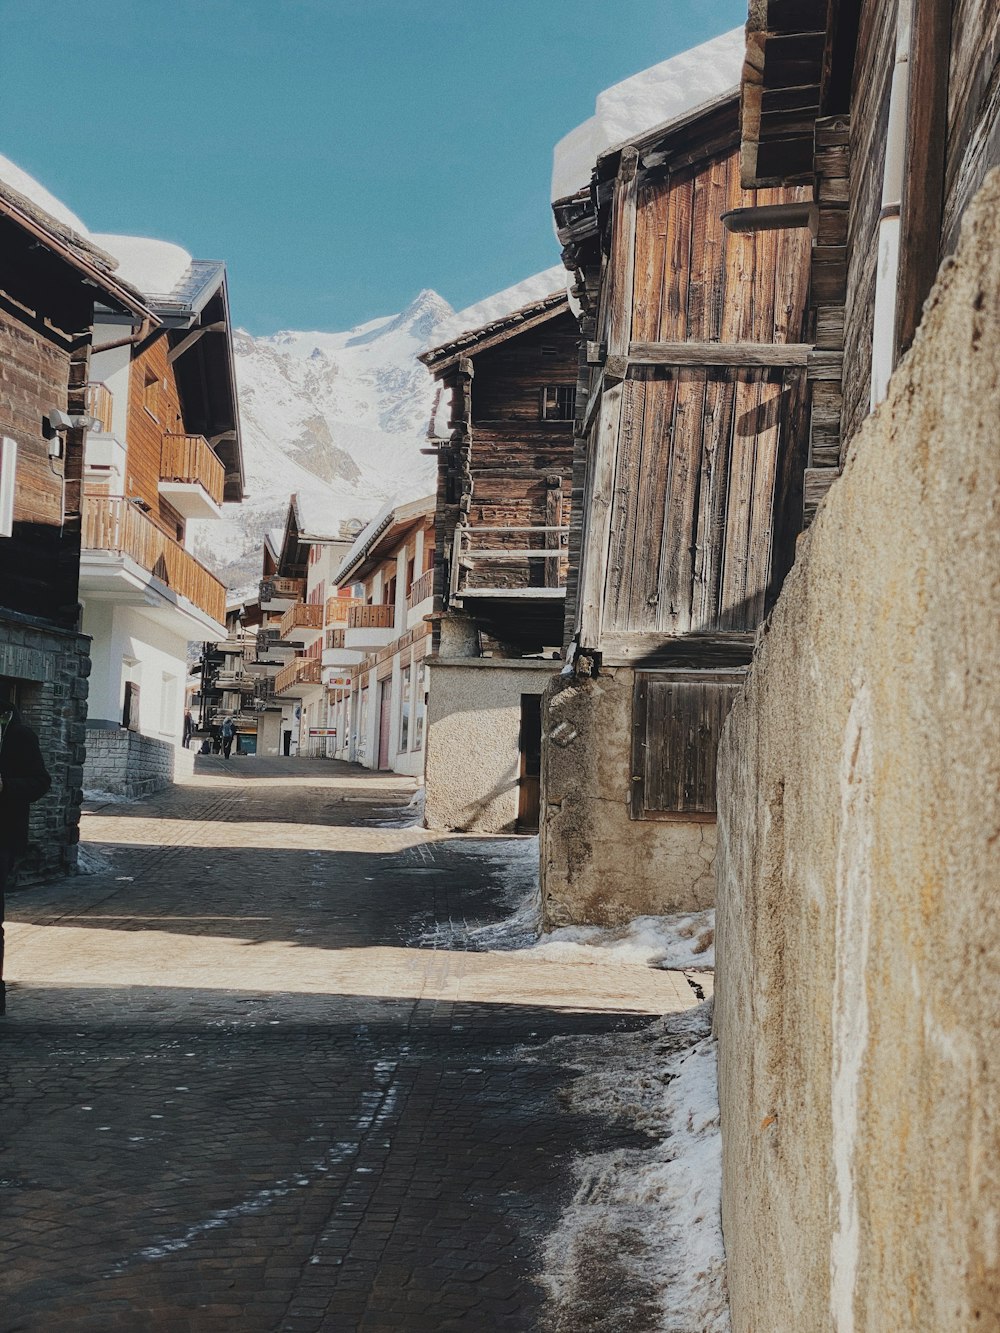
xmin=82 ymin=601 xmax=188 ymax=748
xmin=424 ymin=660 xmax=557 ymax=833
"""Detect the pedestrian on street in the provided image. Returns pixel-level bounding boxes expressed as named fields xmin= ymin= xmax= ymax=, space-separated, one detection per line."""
xmin=0 ymin=685 xmax=51 ymax=1016
xmin=220 ymin=716 xmax=236 ymax=759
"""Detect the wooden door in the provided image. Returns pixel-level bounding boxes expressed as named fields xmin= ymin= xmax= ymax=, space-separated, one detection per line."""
xmin=516 ymin=694 xmax=542 ymax=832
xmin=377 ymin=680 xmax=392 ymax=770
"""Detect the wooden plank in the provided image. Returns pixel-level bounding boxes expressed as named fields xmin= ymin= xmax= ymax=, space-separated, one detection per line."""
xmin=691 ymin=370 xmax=737 ymax=632
xmin=659 ymin=171 xmax=694 ymax=341
xmin=721 ymin=155 xmax=757 ymax=343
xmin=606 ymin=147 xmax=640 ymax=357
xmin=605 ymin=377 xmax=646 ymax=628
xmin=627 ymin=340 xmax=812 ymax=367
xmin=743 ymin=369 xmax=784 ymax=624
xmin=718 ymin=371 xmax=763 ymax=630
xmin=577 ymin=385 xmax=623 ymax=650
xmin=632 ymin=178 xmax=668 ymax=343
xmin=803 ymin=465 xmax=841 ymax=525
xmin=656 ymin=368 xmax=706 ymax=636
xmin=627 ymin=373 xmax=675 ymax=631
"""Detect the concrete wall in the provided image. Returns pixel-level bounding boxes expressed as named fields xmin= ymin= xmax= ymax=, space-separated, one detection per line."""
xmin=715 ymin=172 xmax=1000 ymax=1332
xmin=540 ymin=668 xmax=716 ymax=926
xmin=424 ymin=659 xmax=556 ymax=833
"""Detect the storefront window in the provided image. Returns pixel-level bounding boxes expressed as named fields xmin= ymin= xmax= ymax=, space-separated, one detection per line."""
xmin=413 ymin=661 xmax=427 ymax=752
xmin=399 ymin=664 xmax=412 ymax=752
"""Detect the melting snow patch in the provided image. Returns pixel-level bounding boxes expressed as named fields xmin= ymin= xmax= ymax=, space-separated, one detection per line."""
xmin=418 ymin=836 xmax=542 ymax=950
xmin=368 ymin=787 xmax=426 ymax=828
xmin=535 ymin=910 xmax=715 ymax=970
xmin=538 ymin=1002 xmax=730 ymax=1332
xmin=75 ymin=844 xmax=113 ymax=876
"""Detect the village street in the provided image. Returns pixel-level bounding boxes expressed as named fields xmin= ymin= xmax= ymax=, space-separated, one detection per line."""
xmin=0 ymin=757 xmax=701 ymax=1332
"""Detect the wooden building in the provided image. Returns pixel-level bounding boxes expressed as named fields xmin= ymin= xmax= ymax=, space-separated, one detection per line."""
xmin=741 ymin=0 xmax=1000 ymax=508
xmin=81 ymin=241 xmax=244 ymax=794
xmin=0 ymin=166 xmax=151 ymax=876
xmin=418 ymin=293 xmax=579 ymax=832
xmin=541 ymin=90 xmax=814 ymax=923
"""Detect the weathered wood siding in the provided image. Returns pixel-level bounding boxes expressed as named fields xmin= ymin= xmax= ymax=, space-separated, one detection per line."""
xmin=126 ymin=335 xmax=187 ymax=541
xmin=842 ymin=0 xmax=897 ymax=448
xmin=942 ymin=0 xmax=1000 ymax=256
xmin=593 ymin=144 xmax=812 ymax=643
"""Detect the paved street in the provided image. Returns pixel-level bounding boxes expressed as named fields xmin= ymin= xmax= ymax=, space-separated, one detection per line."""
xmin=1 ymin=757 xmax=699 ymax=1331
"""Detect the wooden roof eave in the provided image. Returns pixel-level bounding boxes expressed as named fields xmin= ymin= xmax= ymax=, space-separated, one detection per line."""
xmin=0 ymin=191 xmax=155 ymax=333
xmin=595 ymin=87 xmax=741 ymax=183
xmin=420 ymin=293 xmax=569 ymax=378
xmin=739 ymin=0 xmax=842 ymax=187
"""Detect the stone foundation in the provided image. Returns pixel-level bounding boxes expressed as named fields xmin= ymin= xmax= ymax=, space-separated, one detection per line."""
xmin=0 ymin=611 xmax=90 ymax=884
xmin=84 ymin=728 xmax=191 ymax=799
xmin=714 ymin=171 xmax=1000 ymax=1330
xmin=540 ymin=668 xmax=715 ymax=926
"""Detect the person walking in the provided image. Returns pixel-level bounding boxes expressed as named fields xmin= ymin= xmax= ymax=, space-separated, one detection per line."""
xmin=0 ymin=685 xmax=51 ymax=1016
xmin=220 ymin=716 xmax=236 ymax=760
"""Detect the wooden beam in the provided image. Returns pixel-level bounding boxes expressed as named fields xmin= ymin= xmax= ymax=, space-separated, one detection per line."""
xmin=167 ymin=321 xmax=227 ymax=364
xmin=628 ymin=340 xmax=812 ymax=367
xmin=601 ymin=631 xmax=755 ymax=669
xmin=895 ymin=0 xmax=952 ymax=359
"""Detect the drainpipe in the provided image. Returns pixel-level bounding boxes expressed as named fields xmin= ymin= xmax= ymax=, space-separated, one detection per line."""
xmin=870 ymin=0 xmax=913 ymax=410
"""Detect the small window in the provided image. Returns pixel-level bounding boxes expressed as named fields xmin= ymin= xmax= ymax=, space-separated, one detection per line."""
xmin=540 ymin=385 xmax=576 ymax=421
xmin=0 ymin=437 xmax=17 ymax=537
xmin=541 ymin=343 xmax=559 ymax=357
xmin=142 ymin=369 xmax=160 ymax=420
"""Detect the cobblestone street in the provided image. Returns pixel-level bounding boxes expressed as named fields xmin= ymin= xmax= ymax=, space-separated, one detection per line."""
xmin=1 ymin=758 xmax=699 ymax=1331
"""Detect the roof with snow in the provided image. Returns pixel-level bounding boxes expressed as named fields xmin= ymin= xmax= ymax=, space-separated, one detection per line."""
xmin=419 ymin=290 xmax=569 ymax=376
xmin=334 ymin=494 xmax=435 ymax=587
xmin=551 ymin=28 xmax=745 ymax=200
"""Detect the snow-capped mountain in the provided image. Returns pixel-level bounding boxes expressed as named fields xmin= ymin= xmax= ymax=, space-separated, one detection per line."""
xmin=189 ymin=266 xmax=566 ymax=593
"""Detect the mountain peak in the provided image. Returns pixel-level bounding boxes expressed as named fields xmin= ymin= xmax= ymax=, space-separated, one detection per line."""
xmin=346 ymin=288 xmax=454 ymax=349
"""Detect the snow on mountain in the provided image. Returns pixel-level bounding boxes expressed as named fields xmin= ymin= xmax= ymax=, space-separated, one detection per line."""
xmin=190 ymin=271 xmax=567 ymax=592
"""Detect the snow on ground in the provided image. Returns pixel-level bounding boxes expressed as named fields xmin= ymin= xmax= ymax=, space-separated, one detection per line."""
xmin=75 ymin=843 xmax=114 ymax=875
xmin=537 ymin=1003 xmax=730 ymax=1333
xmin=535 ymin=910 xmax=715 ymax=971
xmin=367 ymin=787 xmax=426 ymax=830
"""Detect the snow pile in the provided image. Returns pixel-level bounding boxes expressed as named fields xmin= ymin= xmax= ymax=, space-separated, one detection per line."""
xmin=368 ymin=787 xmax=426 ymax=830
xmin=0 ymin=153 xmax=91 ymax=236
xmin=91 ymin=233 xmax=192 ymax=298
xmin=552 ymin=28 xmax=745 ymax=200
xmin=418 ymin=836 xmax=542 ymax=950
xmin=76 ymin=843 xmax=113 ymax=875
xmin=535 ymin=910 xmax=715 ymax=970
xmin=539 ymin=1002 xmax=730 ymax=1332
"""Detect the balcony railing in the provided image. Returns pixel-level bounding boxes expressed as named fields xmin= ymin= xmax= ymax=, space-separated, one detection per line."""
xmin=450 ymin=524 xmax=570 ymax=596
xmin=82 ymin=494 xmax=226 ymax=624
xmin=325 ymin=594 xmax=363 ymax=625
xmin=85 ymin=382 xmax=113 ymax=433
xmin=260 ymin=576 xmax=306 ymax=604
xmin=347 ymin=604 xmax=395 ymax=630
xmin=161 ymin=433 xmax=225 ymax=507
xmin=325 ymin=627 xmax=346 ymax=651
xmin=274 ymin=657 xmax=323 ymax=694
xmin=279 ymin=602 xmax=324 ymax=638
xmin=406 ymin=568 xmax=434 ymax=609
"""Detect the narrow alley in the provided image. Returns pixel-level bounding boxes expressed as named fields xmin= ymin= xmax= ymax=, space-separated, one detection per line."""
xmin=1 ymin=758 xmax=700 ymax=1332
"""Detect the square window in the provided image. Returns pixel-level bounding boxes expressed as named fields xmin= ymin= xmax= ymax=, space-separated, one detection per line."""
xmin=541 ymin=385 xmax=576 ymax=421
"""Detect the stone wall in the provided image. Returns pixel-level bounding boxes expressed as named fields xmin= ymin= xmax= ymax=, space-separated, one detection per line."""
xmin=540 ymin=669 xmax=715 ymax=926
xmin=424 ymin=659 xmax=556 ymax=833
xmin=0 ymin=611 xmax=90 ymax=884
xmin=83 ymin=728 xmax=188 ymax=799
xmin=714 ymin=172 xmax=1000 ymax=1331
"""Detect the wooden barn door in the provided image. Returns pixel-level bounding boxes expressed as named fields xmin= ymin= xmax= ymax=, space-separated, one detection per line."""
xmin=516 ymin=694 xmax=542 ymax=832
xmin=377 ymin=680 xmax=392 ymax=770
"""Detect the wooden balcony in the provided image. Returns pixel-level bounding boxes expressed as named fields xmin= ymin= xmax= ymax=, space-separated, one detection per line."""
xmin=347 ymin=603 xmax=395 ymax=630
xmin=450 ymin=524 xmax=570 ymax=595
xmin=279 ymin=602 xmax=324 ymax=638
xmin=159 ymin=433 xmax=225 ymax=514
xmin=406 ymin=567 xmax=434 ymax=609
xmin=82 ymin=494 xmax=225 ymax=625
xmin=85 ymin=382 xmax=113 ymax=433
xmin=325 ymin=627 xmax=346 ymax=651
xmin=325 ymin=594 xmax=362 ymax=625
xmin=274 ymin=657 xmax=323 ymax=694
xmin=259 ymin=576 xmax=306 ymax=607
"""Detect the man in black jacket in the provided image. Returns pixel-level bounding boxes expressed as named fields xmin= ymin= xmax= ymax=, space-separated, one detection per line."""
xmin=0 ymin=684 xmax=51 ymax=1015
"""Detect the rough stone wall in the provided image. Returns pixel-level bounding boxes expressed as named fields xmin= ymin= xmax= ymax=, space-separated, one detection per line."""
xmin=715 ymin=171 xmax=1000 ymax=1332
xmin=0 ymin=613 xmax=90 ymax=884
xmin=424 ymin=660 xmax=556 ymax=833
xmin=83 ymin=729 xmax=186 ymax=799
xmin=540 ymin=669 xmax=715 ymax=927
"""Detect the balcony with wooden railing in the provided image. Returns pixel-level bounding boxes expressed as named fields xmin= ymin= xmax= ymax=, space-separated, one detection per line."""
xmin=82 ymin=494 xmax=226 ymax=626
xmin=259 ymin=576 xmax=306 ymax=608
xmin=406 ymin=567 xmax=434 ymax=610
xmin=347 ymin=604 xmax=395 ymax=630
xmin=159 ymin=433 xmax=226 ymax=516
xmin=450 ymin=524 xmax=570 ymax=596
xmin=325 ymin=594 xmax=363 ymax=626
xmin=85 ymin=382 xmax=114 ymax=433
xmin=279 ymin=601 xmax=325 ymax=639
xmin=274 ymin=657 xmax=323 ymax=694
xmin=325 ymin=627 xmax=346 ymax=651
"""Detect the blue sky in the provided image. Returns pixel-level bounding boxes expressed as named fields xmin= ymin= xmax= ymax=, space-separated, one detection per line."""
xmin=2 ymin=1 xmax=745 ymax=334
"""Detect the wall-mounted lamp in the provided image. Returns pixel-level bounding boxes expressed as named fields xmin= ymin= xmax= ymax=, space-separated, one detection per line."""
xmin=43 ymin=408 xmax=100 ymax=459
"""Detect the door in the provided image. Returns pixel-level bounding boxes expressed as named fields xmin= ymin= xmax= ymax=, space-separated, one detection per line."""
xmin=377 ymin=679 xmax=392 ymax=770
xmin=516 ymin=694 xmax=542 ymax=832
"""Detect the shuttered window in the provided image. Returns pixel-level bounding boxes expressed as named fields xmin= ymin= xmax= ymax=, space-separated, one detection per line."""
xmin=630 ymin=671 xmax=743 ymax=819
